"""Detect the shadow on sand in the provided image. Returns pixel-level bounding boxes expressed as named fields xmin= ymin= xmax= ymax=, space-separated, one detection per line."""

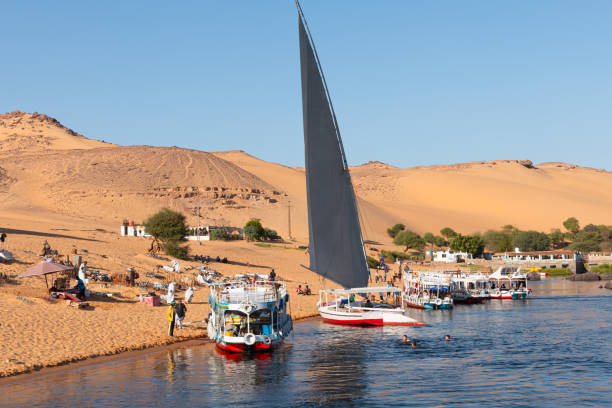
xmin=1 ymin=228 xmax=102 ymax=242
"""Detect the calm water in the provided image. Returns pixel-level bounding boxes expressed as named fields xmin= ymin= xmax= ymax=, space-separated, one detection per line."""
xmin=2 ymin=281 xmax=611 ymax=407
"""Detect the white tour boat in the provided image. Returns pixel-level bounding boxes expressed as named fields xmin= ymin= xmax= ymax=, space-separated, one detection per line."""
xmin=403 ymin=271 xmax=454 ymax=310
xmin=488 ymin=266 xmax=530 ymax=299
xmin=207 ymin=274 xmax=293 ymax=353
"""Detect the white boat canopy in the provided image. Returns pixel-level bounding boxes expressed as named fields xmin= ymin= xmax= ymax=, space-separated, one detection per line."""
xmin=321 ymin=286 xmax=401 ymax=294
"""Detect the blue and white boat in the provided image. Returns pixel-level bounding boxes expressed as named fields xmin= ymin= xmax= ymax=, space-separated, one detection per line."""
xmin=207 ymin=274 xmax=293 ymax=353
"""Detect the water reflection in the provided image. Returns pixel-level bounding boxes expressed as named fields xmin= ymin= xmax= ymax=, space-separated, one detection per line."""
xmin=305 ymin=326 xmax=369 ymax=407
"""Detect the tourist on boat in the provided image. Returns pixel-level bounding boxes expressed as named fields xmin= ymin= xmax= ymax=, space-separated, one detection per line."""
xmin=365 ymin=298 xmax=373 ymax=308
xmin=305 ymin=285 xmax=312 ymax=295
xmin=167 ymin=301 xmax=176 ymax=336
xmin=174 ymin=299 xmax=187 ymax=329
xmin=445 ymin=335 xmax=451 ymax=341
xmin=269 ymin=269 xmax=276 ymax=281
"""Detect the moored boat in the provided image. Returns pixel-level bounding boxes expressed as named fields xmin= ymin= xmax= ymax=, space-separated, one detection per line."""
xmin=318 ymin=287 xmax=426 ymax=326
xmin=488 ymin=266 xmax=529 ymax=300
xmin=207 ymin=274 xmax=293 ymax=353
xmin=403 ymin=270 xmax=454 ymax=310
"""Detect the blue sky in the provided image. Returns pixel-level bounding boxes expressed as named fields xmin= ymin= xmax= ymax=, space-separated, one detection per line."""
xmin=2 ymin=1 xmax=611 ymax=170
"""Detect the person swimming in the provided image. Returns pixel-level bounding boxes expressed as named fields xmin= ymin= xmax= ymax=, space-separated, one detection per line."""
xmin=445 ymin=334 xmax=451 ymax=341
xmin=402 ymin=335 xmax=409 ymax=343
xmin=411 ymin=340 xmax=417 ymax=348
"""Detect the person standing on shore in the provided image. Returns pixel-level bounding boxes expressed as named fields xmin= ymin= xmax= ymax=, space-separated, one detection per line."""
xmin=167 ymin=281 xmax=175 ymax=304
xmin=167 ymin=301 xmax=176 ymax=336
xmin=174 ymin=299 xmax=187 ymax=329
xmin=185 ymin=286 xmax=194 ymax=303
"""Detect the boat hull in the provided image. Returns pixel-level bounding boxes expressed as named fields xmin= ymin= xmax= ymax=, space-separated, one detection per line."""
xmin=319 ymin=307 xmax=425 ymax=326
xmin=216 ymin=341 xmax=275 ymax=353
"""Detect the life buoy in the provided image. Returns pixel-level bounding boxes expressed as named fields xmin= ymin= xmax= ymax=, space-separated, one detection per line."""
xmin=242 ymin=303 xmax=255 ymax=314
xmin=244 ymin=333 xmax=256 ymax=346
xmin=263 ymin=336 xmax=271 ymax=345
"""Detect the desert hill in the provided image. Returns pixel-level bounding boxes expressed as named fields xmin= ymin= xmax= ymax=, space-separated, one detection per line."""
xmin=0 ymin=111 xmax=113 ymax=153
xmin=1 ymin=111 xmax=611 ymax=243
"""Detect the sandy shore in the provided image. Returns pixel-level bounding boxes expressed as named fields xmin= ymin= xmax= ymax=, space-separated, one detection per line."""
xmin=0 ymin=220 xmax=330 ymax=378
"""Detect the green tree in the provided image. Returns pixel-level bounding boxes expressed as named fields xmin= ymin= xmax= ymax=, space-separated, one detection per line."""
xmin=569 ymin=230 xmax=604 ymax=252
xmin=423 ymin=232 xmax=435 ymax=246
xmin=501 ymin=224 xmax=515 ymax=231
xmin=432 ymin=235 xmax=447 ymax=247
xmin=144 ymin=208 xmax=189 ymax=243
xmin=366 ymin=256 xmax=379 ymax=269
xmin=549 ymin=229 xmax=565 ymax=246
xmin=144 ymin=208 xmax=190 ymax=259
xmin=263 ymin=228 xmax=279 ymax=241
xmin=449 ymin=234 xmax=485 ymax=257
xmin=563 ymin=217 xmax=580 ymax=234
xmin=483 ymin=230 xmax=513 ymax=252
xmin=210 ymin=228 xmax=229 ymax=241
xmin=512 ymin=230 xmax=551 ymax=251
xmin=164 ymin=240 xmax=190 ymax=259
xmin=387 ymin=223 xmax=406 ymax=239
xmin=393 ymin=230 xmax=426 ymax=252
xmin=440 ymin=227 xmax=457 ymax=240
xmin=244 ymin=219 xmax=265 ymax=241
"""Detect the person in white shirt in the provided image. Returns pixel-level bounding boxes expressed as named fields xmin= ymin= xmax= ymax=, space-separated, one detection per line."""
xmin=167 ymin=281 xmax=175 ymax=304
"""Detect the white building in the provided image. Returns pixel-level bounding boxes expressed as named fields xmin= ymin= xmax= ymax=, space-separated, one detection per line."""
xmin=430 ymin=250 xmax=473 ymax=263
xmin=120 ymin=224 xmax=148 ymax=237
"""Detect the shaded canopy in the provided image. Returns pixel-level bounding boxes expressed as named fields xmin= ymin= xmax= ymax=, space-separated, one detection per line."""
xmin=18 ymin=261 xmax=73 ymax=278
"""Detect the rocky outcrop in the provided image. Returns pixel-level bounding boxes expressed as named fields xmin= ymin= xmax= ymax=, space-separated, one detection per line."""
xmin=566 ymin=272 xmax=601 ymax=281
xmin=604 ymin=281 xmax=612 ymax=289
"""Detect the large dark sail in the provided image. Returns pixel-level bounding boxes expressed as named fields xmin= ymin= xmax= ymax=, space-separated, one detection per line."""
xmin=297 ymin=3 xmax=369 ymax=289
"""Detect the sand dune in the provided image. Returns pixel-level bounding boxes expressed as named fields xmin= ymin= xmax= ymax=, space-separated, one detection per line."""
xmin=0 ymin=111 xmax=112 ymax=153
xmin=1 ymin=111 xmax=611 ymax=242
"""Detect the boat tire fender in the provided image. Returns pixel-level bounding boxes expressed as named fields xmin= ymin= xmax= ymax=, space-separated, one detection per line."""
xmin=263 ymin=335 xmax=271 ymax=345
xmin=245 ymin=333 xmax=256 ymax=346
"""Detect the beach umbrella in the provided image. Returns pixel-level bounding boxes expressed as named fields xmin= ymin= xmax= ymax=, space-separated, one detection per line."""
xmin=18 ymin=261 xmax=74 ymax=287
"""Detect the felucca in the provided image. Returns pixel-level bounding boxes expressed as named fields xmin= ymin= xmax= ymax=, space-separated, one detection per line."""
xmin=296 ymin=1 xmax=424 ymax=327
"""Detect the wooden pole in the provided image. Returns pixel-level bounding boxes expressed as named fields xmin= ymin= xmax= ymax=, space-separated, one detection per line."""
xmin=287 ymin=200 xmax=292 ymax=241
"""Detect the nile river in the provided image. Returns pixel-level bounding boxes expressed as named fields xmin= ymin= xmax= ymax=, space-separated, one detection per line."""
xmin=2 ymin=280 xmax=610 ymax=407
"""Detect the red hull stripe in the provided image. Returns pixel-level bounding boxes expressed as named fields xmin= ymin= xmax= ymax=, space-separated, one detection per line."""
xmin=216 ymin=341 xmax=273 ymax=353
xmin=405 ymin=302 xmax=426 ymax=309
xmin=322 ymin=317 xmax=427 ymax=327
xmin=322 ymin=317 xmax=383 ymax=326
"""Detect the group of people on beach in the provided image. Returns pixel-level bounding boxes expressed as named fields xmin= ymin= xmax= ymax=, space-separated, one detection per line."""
xmin=167 ymin=299 xmax=188 ymax=337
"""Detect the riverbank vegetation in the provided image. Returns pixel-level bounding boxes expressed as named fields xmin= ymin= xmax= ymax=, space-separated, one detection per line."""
xmin=591 ymin=264 xmax=612 ymax=274
xmin=386 ymin=217 xmax=612 ymax=256
xmin=544 ymin=267 xmax=573 ymax=277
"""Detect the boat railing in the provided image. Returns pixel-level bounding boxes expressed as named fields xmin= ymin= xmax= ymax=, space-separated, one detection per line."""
xmin=219 ymin=291 xmax=279 ymax=304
